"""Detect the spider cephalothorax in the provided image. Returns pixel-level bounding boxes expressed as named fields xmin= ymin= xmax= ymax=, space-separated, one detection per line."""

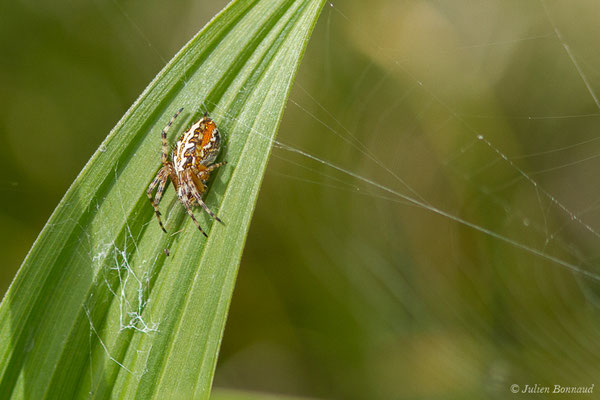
xmin=146 ymin=108 xmax=226 ymax=237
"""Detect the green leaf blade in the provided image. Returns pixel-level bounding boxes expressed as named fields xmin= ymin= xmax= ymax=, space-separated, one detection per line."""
xmin=0 ymin=0 xmax=326 ymax=398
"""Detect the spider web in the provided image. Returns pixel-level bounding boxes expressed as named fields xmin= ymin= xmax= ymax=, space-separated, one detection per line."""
xmin=74 ymin=0 xmax=600 ymax=395
xmin=212 ymin=1 xmax=600 ymax=396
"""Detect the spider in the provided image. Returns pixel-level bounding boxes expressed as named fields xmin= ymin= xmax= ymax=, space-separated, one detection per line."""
xmin=147 ymin=108 xmax=226 ymax=237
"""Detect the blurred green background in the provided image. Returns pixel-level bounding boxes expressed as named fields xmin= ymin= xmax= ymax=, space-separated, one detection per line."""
xmin=3 ymin=0 xmax=600 ymax=399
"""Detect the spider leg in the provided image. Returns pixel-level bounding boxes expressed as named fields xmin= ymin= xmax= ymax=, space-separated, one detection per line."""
xmin=193 ymin=191 xmax=223 ymax=224
xmin=179 ymin=171 xmax=209 ymax=237
xmin=182 ymin=201 xmax=208 ymax=237
xmin=153 ymin=168 xmax=171 ymax=206
xmin=204 ymin=161 xmax=227 ymax=174
xmin=147 ymin=168 xmax=169 ymax=233
xmin=162 ymin=108 xmax=183 ymax=165
xmin=191 ymin=168 xmax=224 ymax=224
xmin=168 ymin=166 xmax=179 ymax=191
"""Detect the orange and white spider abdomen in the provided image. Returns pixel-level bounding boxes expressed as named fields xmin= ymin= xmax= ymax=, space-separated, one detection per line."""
xmin=173 ymin=117 xmax=222 ymax=176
